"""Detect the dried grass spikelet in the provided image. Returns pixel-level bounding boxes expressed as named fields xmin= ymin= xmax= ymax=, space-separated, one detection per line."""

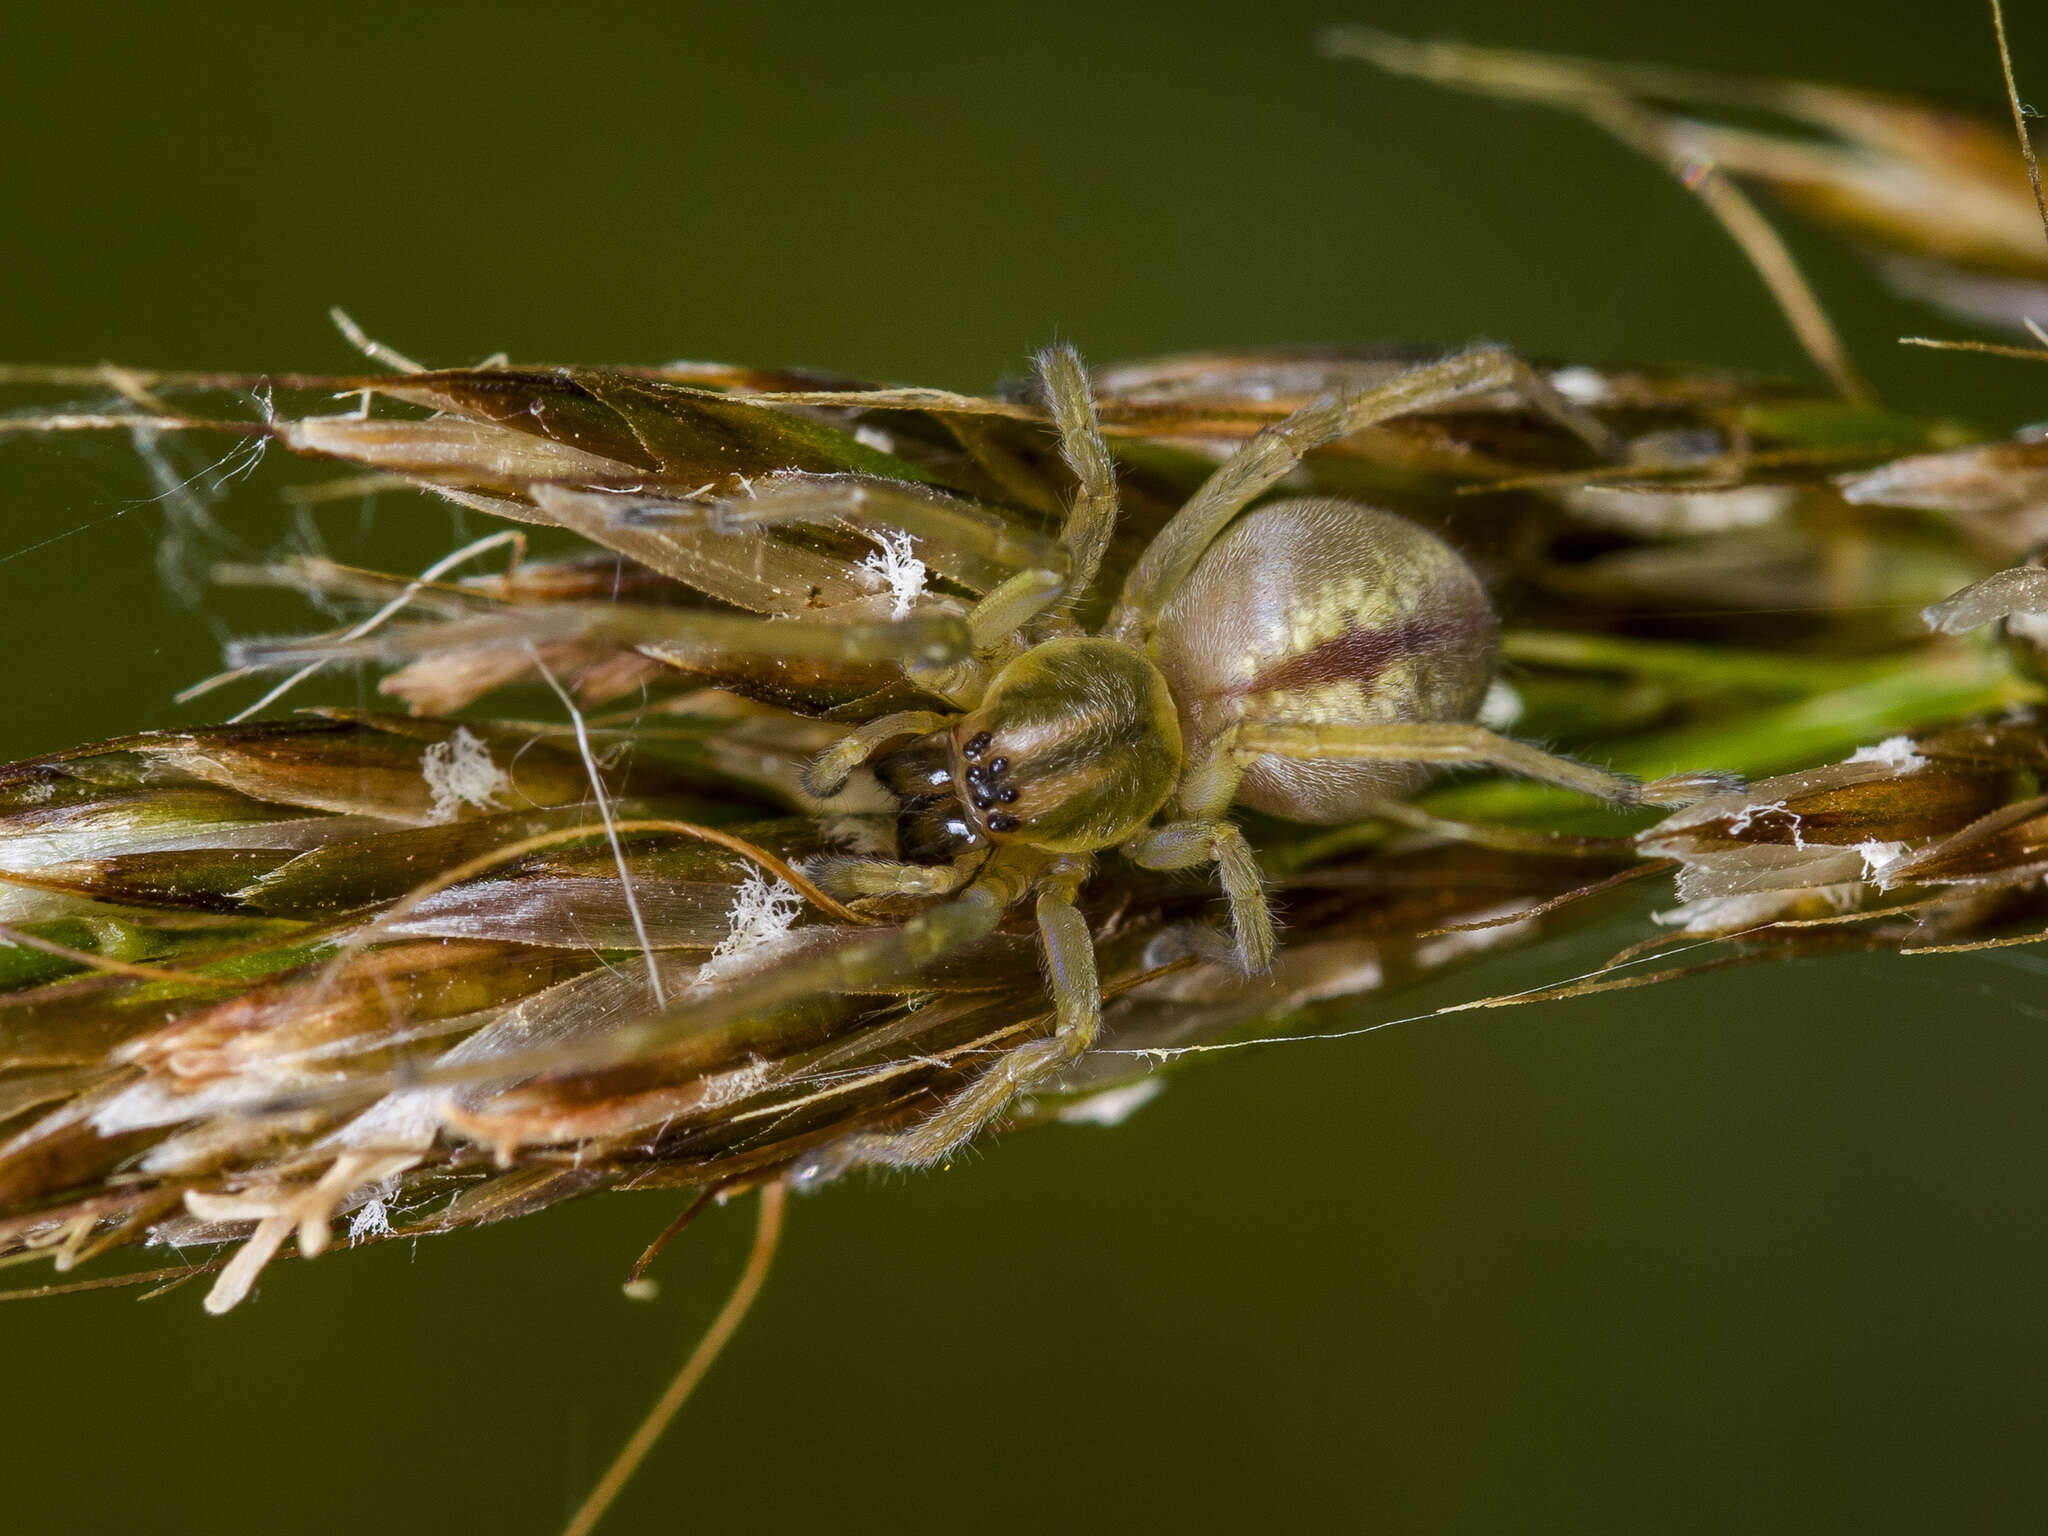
xmin=0 ymin=321 xmax=2039 ymax=1308
xmin=1326 ymin=21 xmax=2048 ymax=343
xmin=1 ymin=317 xmax=2044 ymax=1317
xmin=0 ymin=15 xmax=2044 ymax=1456
xmin=0 ymin=709 xmax=1660 ymax=1313
xmin=2 ymin=31 xmax=2048 ymax=1536
xmin=1640 ymin=721 xmax=2034 ymax=935
xmin=0 ymin=473 xmax=2027 ymax=1317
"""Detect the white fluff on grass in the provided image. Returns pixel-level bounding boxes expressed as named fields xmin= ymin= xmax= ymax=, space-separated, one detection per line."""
xmin=186 ymin=1149 xmax=421 ymax=1314
xmin=1477 ymin=677 xmax=1523 ymax=731
xmin=1846 ymin=736 xmax=1928 ymax=772
xmin=697 ymin=868 xmax=805 ymax=985
xmin=421 ymin=726 xmax=512 ymax=822
xmin=346 ymin=1195 xmax=393 ymax=1246
xmin=1857 ymin=840 xmax=1912 ymax=884
xmin=1726 ymin=798 xmax=1806 ymax=848
xmin=860 ymin=529 xmax=926 ymax=619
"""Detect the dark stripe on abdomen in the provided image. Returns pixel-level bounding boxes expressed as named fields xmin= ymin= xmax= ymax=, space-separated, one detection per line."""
xmin=1242 ymin=610 xmax=1483 ymax=700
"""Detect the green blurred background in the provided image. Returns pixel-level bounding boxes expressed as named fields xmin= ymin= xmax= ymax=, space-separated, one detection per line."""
xmin=3 ymin=2 xmax=2045 ymax=1532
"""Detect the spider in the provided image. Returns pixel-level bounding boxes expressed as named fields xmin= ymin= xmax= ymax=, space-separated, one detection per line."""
xmin=248 ymin=343 xmax=1728 ymax=1170
xmin=696 ymin=342 xmax=1734 ymax=1177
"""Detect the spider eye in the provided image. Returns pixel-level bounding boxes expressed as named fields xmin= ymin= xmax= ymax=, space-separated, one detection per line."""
xmin=964 ymin=746 xmax=1021 ymax=823
xmin=951 ymin=636 xmax=1183 ymax=853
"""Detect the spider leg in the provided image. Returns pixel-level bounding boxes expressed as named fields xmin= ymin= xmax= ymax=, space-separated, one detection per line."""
xmin=965 ymin=567 xmax=1068 ymax=648
xmin=1236 ymin=719 xmax=1740 ymax=806
xmin=802 ymin=710 xmax=956 ymax=799
xmin=232 ymin=602 xmax=974 ymax=677
xmin=811 ymin=859 xmax=1102 ymax=1172
xmin=1122 ymin=818 xmax=1274 ymax=971
xmin=923 ymin=344 xmax=1127 ymax=654
xmin=1107 ymin=346 xmax=1622 ymax=642
xmin=679 ymin=473 xmax=1071 ymax=595
xmin=1035 ymin=343 xmax=1121 ymax=596
xmin=805 ymin=855 xmax=975 ymax=900
xmin=531 ymin=484 xmax=890 ymax=615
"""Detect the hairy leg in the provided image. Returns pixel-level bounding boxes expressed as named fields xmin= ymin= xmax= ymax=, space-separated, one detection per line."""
xmin=806 ymin=855 xmax=974 ymax=900
xmin=966 ymin=567 xmax=1068 ymax=649
xmin=925 ymin=344 xmax=1127 ymax=649
xmin=802 ymin=710 xmax=956 ymax=799
xmin=1236 ymin=719 xmax=1739 ymax=806
xmin=1035 ymin=343 xmax=1120 ymax=596
xmin=814 ymin=862 xmax=1102 ymax=1171
xmin=232 ymin=603 xmax=973 ymax=677
xmin=1108 ymin=347 xmax=1622 ymax=642
xmin=1122 ymin=818 xmax=1274 ymax=971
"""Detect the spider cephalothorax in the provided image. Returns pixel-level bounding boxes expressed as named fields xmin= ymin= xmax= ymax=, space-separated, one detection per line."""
xmin=950 ymin=637 xmax=1183 ymax=849
xmin=777 ymin=342 xmax=1733 ymax=1174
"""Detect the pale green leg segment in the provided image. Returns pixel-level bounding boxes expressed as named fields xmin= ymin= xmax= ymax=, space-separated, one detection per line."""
xmin=238 ymin=604 xmax=973 ymax=677
xmin=1108 ymin=347 xmax=1623 ymax=642
xmin=1172 ymin=726 xmax=1246 ymax=820
xmin=1035 ymin=344 xmax=1120 ymax=595
xmin=1123 ymin=819 xmax=1274 ymax=972
xmin=1235 ymin=720 xmax=1738 ymax=807
xmin=698 ymin=473 xmax=1070 ymax=588
xmin=828 ymin=883 xmax=1103 ymax=1170
xmin=810 ymin=855 xmax=1102 ymax=1173
xmin=802 ymin=710 xmax=954 ymax=800
xmin=922 ymin=346 xmax=1128 ymax=695
xmin=807 ymin=855 xmax=973 ymax=900
xmin=933 ymin=345 xmax=1127 ymax=648
xmin=968 ymin=568 xmax=1067 ymax=649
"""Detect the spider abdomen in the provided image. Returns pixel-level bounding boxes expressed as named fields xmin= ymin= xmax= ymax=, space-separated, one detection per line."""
xmin=1154 ymin=496 xmax=1498 ymax=823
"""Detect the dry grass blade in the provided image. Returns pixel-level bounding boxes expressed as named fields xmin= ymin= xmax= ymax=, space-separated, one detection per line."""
xmin=1326 ymin=22 xmax=2048 ymax=339
xmin=5 ymin=25 xmax=2048 ymax=1535
xmin=1991 ymin=0 xmax=2048 ymax=253
xmin=562 ymin=1183 xmax=787 ymax=1536
xmin=0 ymin=329 xmax=2035 ymax=1309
